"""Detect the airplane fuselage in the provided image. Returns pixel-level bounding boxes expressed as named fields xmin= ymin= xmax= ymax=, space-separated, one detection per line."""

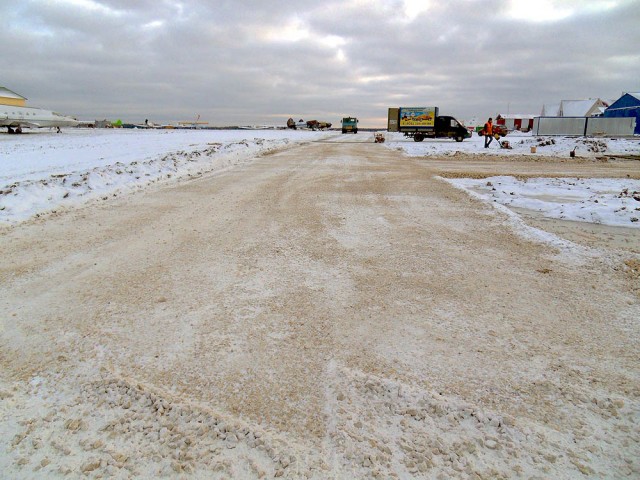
xmin=0 ymin=104 xmax=79 ymax=130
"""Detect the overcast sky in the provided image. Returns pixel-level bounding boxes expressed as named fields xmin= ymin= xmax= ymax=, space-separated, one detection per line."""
xmin=2 ymin=0 xmax=639 ymax=126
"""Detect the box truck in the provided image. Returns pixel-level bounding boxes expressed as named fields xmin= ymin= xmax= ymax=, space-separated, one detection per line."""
xmin=387 ymin=107 xmax=470 ymax=142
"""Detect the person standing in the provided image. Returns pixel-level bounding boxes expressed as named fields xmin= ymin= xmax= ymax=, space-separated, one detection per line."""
xmin=484 ymin=118 xmax=493 ymax=148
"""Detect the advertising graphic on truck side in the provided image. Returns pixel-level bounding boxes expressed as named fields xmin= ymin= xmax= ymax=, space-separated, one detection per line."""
xmin=399 ymin=107 xmax=436 ymax=128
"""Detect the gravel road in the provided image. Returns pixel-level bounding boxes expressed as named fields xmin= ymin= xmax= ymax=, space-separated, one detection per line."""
xmin=1 ymin=135 xmax=639 ymax=478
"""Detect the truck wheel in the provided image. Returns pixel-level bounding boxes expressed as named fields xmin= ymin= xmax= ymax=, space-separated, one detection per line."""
xmin=414 ymin=133 xmax=424 ymax=142
xmin=455 ymin=135 xmax=463 ymax=142
xmin=353 ymin=130 xmax=357 ymax=134
xmin=342 ymin=129 xmax=346 ymax=134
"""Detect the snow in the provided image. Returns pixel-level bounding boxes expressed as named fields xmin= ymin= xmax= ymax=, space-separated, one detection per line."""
xmin=385 ymin=131 xmax=640 ymax=228
xmin=561 ymin=99 xmax=599 ymax=117
xmin=1 ymin=126 xmax=639 ymax=479
xmin=541 ymin=103 xmax=560 ymax=116
xmin=385 ymin=129 xmax=640 ymax=158
xmin=0 ymin=128 xmax=326 ymax=225
xmin=2 ymin=128 xmax=639 ymax=229
xmin=446 ymin=176 xmax=640 ymax=227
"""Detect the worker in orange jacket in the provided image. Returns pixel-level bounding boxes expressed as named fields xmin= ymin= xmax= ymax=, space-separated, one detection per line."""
xmin=484 ymin=118 xmax=493 ymax=148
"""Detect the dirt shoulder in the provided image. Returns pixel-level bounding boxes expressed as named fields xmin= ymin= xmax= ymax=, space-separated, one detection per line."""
xmin=423 ymin=153 xmax=640 ymax=180
xmin=1 ymin=141 xmax=638 ymax=478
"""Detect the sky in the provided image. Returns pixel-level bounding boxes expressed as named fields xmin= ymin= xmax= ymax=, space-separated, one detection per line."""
xmin=1 ymin=0 xmax=639 ymax=127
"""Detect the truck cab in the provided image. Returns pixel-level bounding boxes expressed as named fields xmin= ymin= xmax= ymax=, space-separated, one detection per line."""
xmin=410 ymin=116 xmax=470 ymax=142
xmin=341 ymin=117 xmax=358 ymax=134
xmin=432 ymin=116 xmax=471 ymax=142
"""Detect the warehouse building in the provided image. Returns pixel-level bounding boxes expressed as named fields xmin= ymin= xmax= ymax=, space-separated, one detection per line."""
xmin=604 ymin=92 xmax=640 ymax=135
xmin=495 ymin=114 xmax=536 ymax=132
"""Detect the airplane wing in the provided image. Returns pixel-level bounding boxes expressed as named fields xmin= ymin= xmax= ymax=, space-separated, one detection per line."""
xmin=19 ymin=121 xmax=43 ymax=128
xmin=0 ymin=119 xmax=43 ymax=128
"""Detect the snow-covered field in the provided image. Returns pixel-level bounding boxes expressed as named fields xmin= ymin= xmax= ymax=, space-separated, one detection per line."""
xmin=0 ymin=128 xmax=326 ymax=225
xmin=384 ymin=131 xmax=640 ymax=228
xmin=1 ymin=128 xmax=640 ymax=228
xmin=385 ymin=130 xmax=640 ymax=158
xmin=1 ymin=127 xmax=639 ymax=478
xmin=447 ymin=176 xmax=640 ymax=227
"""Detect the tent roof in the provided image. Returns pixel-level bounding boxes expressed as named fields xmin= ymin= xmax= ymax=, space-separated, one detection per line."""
xmin=627 ymin=92 xmax=640 ymax=101
xmin=606 ymin=92 xmax=640 ymax=111
xmin=541 ymin=104 xmax=560 ymax=116
xmin=561 ymin=100 xmax=597 ymax=117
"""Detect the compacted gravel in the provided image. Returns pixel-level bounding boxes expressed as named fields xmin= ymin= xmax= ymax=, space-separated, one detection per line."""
xmin=1 ymin=136 xmax=639 ymax=478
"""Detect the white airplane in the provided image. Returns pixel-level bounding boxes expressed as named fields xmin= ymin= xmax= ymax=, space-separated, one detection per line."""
xmin=0 ymin=104 xmax=79 ymax=133
xmin=238 ymin=125 xmax=279 ymax=130
xmin=176 ymin=114 xmax=208 ymax=129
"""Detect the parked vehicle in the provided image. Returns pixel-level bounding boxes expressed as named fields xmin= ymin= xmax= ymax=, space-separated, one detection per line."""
xmin=387 ymin=107 xmax=470 ymax=142
xmin=286 ymin=118 xmax=307 ymax=129
xmin=494 ymin=124 xmax=508 ymax=136
xmin=477 ymin=123 xmax=508 ymax=137
xmin=287 ymin=119 xmax=332 ymax=130
xmin=307 ymin=120 xmax=332 ymax=130
xmin=341 ymin=117 xmax=358 ymax=134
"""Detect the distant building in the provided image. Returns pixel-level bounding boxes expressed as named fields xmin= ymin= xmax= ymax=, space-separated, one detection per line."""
xmin=495 ymin=114 xmax=536 ymax=132
xmin=0 ymin=86 xmax=27 ymax=107
xmin=604 ymin=92 xmax=640 ymax=135
xmin=540 ymin=98 xmax=610 ymax=117
xmin=541 ymin=103 xmax=560 ymax=116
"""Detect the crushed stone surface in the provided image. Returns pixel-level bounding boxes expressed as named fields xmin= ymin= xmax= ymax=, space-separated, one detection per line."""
xmin=1 ymin=135 xmax=639 ymax=478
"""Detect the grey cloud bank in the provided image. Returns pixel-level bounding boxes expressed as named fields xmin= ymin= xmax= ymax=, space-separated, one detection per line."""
xmin=2 ymin=0 xmax=639 ymax=127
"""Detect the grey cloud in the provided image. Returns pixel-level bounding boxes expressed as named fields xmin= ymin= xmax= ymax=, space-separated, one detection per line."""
xmin=1 ymin=0 xmax=638 ymax=126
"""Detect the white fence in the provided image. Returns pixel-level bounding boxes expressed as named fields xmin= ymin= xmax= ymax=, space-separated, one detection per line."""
xmin=533 ymin=117 xmax=636 ymax=136
xmin=585 ymin=117 xmax=636 ymax=136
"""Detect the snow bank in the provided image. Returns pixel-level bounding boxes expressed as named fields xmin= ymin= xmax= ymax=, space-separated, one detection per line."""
xmin=0 ymin=129 xmax=325 ymax=225
xmin=3 ymin=129 xmax=639 ymax=228
xmin=385 ymin=131 xmax=640 ymax=228
xmin=385 ymin=131 xmax=640 ymax=157
xmin=446 ymin=176 xmax=640 ymax=228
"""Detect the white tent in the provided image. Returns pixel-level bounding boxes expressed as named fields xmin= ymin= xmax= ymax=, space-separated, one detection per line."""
xmin=541 ymin=98 xmax=609 ymax=117
xmin=560 ymin=99 xmax=609 ymax=117
xmin=541 ymin=103 xmax=560 ymax=116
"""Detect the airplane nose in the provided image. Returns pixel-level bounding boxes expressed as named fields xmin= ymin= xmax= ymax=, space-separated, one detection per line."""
xmin=64 ymin=116 xmax=80 ymax=126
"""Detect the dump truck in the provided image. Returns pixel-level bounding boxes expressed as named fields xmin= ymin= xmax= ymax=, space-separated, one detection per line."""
xmin=341 ymin=117 xmax=358 ymax=134
xmin=387 ymin=107 xmax=470 ymax=142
